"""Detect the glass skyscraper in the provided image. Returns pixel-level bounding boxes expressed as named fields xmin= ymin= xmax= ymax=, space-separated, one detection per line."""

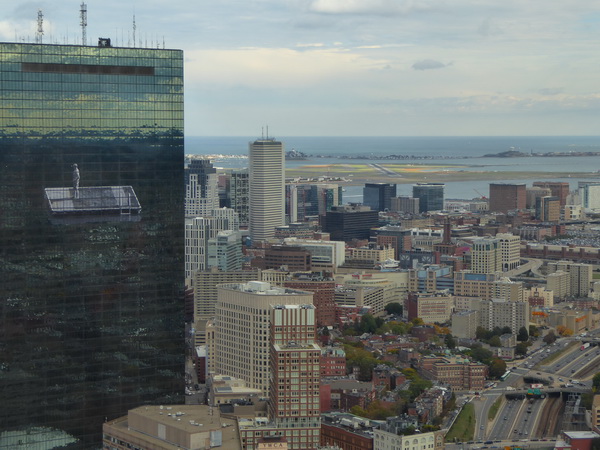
xmin=0 ymin=42 xmax=184 ymax=448
xmin=412 ymin=182 xmax=445 ymax=213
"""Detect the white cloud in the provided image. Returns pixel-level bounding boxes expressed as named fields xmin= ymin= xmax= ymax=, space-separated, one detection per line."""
xmin=308 ymin=0 xmax=431 ymax=16
xmin=412 ymin=59 xmax=448 ymax=71
xmin=185 ymin=47 xmax=388 ymax=88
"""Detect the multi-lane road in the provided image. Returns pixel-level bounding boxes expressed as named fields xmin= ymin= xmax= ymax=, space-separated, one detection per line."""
xmin=466 ymin=336 xmax=598 ymax=446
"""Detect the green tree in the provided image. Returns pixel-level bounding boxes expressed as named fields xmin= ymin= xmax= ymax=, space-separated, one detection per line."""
xmin=471 ymin=347 xmax=493 ymax=365
xmin=517 ymin=326 xmax=529 ymax=342
xmin=384 ymin=302 xmax=403 ymax=315
xmin=515 ymin=342 xmax=529 ymax=356
xmin=444 ymin=333 xmax=456 ymax=349
xmin=476 ymin=326 xmax=489 ymax=340
xmin=390 ymin=322 xmax=407 ymax=335
xmin=489 ymin=335 xmax=502 ymax=347
xmin=593 ymin=372 xmax=600 ymax=390
xmin=529 ymin=325 xmax=540 ymax=338
xmin=359 ymin=314 xmax=378 ymax=333
xmin=543 ymin=330 xmax=557 ymax=345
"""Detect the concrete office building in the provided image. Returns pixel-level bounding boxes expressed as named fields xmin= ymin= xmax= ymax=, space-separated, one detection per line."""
xmin=227 ymin=168 xmax=250 ymax=227
xmin=480 ymin=299 xmax=529 ymax=334
xmin=470 ymin=238 xmax=501 ymax=274
xmin=497 ymin=233 xmax=521 ymax=271
xmin=451 ymin=310 xmax=480 ymax=339
xmin=283 ymin=237 xmax=346 ymax=268
xmin=391 ymin=196 xmax=420 ymax=214
xmin=249 ymin=138 xmax=285 ymax=242
xmin=185 ymin=212 xmax=239 ymax=280
xmin=215 ymin=282 xmax=313 ymax=395
xmin=533 ymin=181 xmax=570 ymax=206
xmin=547 ymin=270 xmax=570 ymax=300
xmin=579 ymin=182 xmax=600 ymax=212
xmin=374 ymin=429 xmax=445 ymax=450
xmin=526 ymin=186 xmax=552 ymax=209
xmin=523 ymin=286 xmax=554 ymax=309
xmin=493 ymin=278 xmax=524 ymax=302
xmin=548 ymin=261 xmax=593 ymax=298
xmin=453 ymin=271 xmax=499 ymax=300
xmin=536 ymin=196 xmax=561 ymax=222
xmin=405 ymin=291 xmax=454 ymax=324
xmin=207 ymin=230 xmax=243 ymax=272
xmin=0 ymin=41 xmax=184 ymax=446
xmin=413 ymin=183 xmax=445 ymax=212
xmin=489 ymin=183 xmax=526 ymax=213
xmin=363 ymin=183 xmax=397 ymax=212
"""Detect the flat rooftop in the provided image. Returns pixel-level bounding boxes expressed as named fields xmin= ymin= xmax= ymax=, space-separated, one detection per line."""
xmin=104 ymin=404 xmax=240 ymax=449
xmin=45 ymin=186 xmax=141 ymax=214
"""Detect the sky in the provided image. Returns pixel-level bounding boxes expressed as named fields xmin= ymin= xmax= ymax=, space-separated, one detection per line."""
xmin=1 ymin=1 xmax=600 ymax=136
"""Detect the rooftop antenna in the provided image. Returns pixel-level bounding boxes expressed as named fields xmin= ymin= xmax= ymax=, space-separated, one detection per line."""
xmin=133 ymin=14 xmax=136 ymax=47
xmin=261 ymin=127 xmax=264 ymax=139
xmin=80 ymin=3 xmax=87 ymax=46
xmin=266 ymin=125 xmax=269 ymax=139
xmin=36 ymin=10 xmax=44 ymax=44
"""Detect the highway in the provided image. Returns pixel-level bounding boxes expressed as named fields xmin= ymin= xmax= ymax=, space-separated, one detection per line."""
xmin=469 ymin=335 xmax=597 ymax=445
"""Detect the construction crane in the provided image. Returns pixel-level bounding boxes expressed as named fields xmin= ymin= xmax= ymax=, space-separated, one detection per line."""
xmin=473 ymin=188 xmax=487 ymax=200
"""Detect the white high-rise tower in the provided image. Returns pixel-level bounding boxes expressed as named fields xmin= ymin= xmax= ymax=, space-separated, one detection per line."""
xmin=249 ymin=137 xmax=285 ymax=242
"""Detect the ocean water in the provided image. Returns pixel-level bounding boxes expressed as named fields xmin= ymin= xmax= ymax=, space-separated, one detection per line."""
xmin=185 ymin=136 xmax=600 ymax=200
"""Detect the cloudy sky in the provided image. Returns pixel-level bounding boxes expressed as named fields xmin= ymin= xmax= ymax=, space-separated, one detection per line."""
xmin=2 ymin=1 xmax=599 ymax=136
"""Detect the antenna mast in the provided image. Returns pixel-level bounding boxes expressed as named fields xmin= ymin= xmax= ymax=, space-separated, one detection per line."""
xmin=133 ymin=14 xmax=136 ymax=47
xmin=36 ymin=10 xmax=44 ymax=44
xmin=80 ymin=3 xmax=87 ymax=46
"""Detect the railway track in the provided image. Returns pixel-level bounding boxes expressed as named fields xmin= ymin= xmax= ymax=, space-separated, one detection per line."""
xmin=534 ymin=395 xmax=562 ymax=438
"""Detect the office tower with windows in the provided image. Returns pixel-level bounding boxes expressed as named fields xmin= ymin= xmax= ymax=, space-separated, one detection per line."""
xmin=489 ymin=183 xmax=526 ymax=213
xmin=412 ymin=183 xmax=445 ymax=212
xmin=268 ymin=304 xmax=321 ymax=450
xmin=185 ymin=159 xmax=218 ymax=217
xmin=207 ymin=230 xmax=242 ymax=272
xmin=184 ymin=209 xmax=239 ymax=280
xmin=215 ymin=282 xmax=313 ymax=395
xmin=532 ymin=181 xmax=570 ymax=206
xmin=363 ymin=183 xmax=396 ymax=212
xmin=229 ymin=168 xmax=250 ymax=226
xmin=249 ymin=138 xmax=285 ymax=242
xmin=0 ymin=41 xmax=184 ymax=447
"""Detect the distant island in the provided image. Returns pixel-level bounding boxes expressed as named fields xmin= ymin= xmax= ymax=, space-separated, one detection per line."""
xmin=483 ymin=150 xmax=600 ymax=158
xmin=285 ymin=149 xmax=308 ymax=160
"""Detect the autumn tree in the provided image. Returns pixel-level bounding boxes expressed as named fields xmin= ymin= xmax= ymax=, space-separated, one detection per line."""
xmin=556 ymin=325 xmax=573 ymax=337
xmin=488 ymin=358 xmax=507 ymax=379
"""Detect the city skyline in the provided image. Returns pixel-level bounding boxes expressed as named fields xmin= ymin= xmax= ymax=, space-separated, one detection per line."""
xmin=1 ymin=1 xmax=599 ymax=137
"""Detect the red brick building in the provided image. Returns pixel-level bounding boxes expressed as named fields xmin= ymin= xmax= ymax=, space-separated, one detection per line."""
xmin=489 ymin=183 xmax=526 ymax=213
xmin=285 ymin=275 xmax=336 ymax=327
xmin=320 ymin=346 xmax=346 ymax=377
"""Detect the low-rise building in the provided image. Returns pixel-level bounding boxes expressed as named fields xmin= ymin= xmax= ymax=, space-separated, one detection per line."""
xmin=102 ymin=405 xmax=241 ymax=450
xmin=374 ymin=428 xmax=445 ymax=450
xmin=418 ymin=356 xmax=487 ymax=391
xmin=320 ymin=346 xmax=347 ymax=377
xmin=406 ymin=291 xmax=454 ymax=324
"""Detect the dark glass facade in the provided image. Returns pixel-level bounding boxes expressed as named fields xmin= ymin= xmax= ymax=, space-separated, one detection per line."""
xmin=363 ymin=183 xmax=396 ymax=212
xmin=412 ymin=183 xmax=445 ymax=212
xmin=0 ymin=43 xmax=184 ymax=447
